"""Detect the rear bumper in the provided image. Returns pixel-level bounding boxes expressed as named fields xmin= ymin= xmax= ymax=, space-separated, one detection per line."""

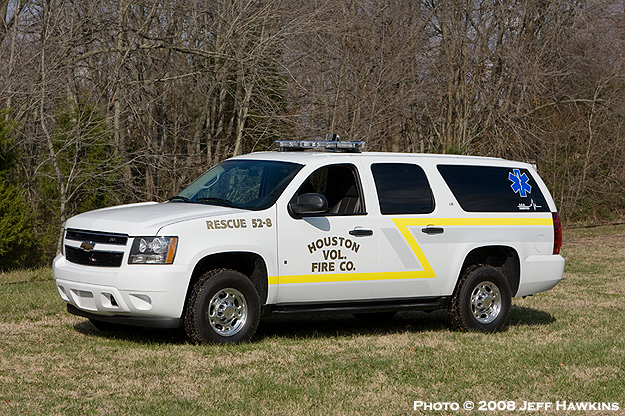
xmin=517 ymin=254 xmax=565 ymax=297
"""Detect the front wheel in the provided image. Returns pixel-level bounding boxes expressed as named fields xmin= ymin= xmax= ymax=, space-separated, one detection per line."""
xmin=184 ymin=269 xmax=260 ymax=344
xmin=448 ymin=265 xmax=511 ymax=332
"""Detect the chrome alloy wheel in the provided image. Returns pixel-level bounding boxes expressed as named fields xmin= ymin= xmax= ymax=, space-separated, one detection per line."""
xmin=470 ymin=281 xmax=502 ymax=324
xmin=208 ymin=288 xmax=248 ymax=336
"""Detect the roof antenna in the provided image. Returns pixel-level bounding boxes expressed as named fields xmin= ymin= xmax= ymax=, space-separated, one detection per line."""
xmin=325 ymin=133 xmax=340 ymax=142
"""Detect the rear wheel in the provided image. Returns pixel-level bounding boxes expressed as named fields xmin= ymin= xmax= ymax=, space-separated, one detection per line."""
xmin=448 ymin=265 xmax=511 ymax=332
xmin=184 ymin=269 xmax=260 ymax=344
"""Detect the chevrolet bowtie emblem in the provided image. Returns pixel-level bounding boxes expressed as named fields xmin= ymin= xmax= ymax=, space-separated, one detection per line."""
xmin=80 ymin=241 xmax=96 ymax=251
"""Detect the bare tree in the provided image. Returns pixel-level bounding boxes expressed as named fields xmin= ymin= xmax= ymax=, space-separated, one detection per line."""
xmin=1 ymin=0 xmax=625 ymax=263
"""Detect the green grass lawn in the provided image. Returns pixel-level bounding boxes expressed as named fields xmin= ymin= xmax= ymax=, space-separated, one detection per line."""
xmin=1 ymin=226 xmax=624 ymax=415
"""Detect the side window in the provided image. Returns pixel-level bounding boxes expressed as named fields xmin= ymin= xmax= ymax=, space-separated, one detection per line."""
xmin=371 ymin=163 xmax=435 ymax=214
xmin=437 ymin=165 xmax=550 ymax=212
xmin=294 ymin=164 xmax=365 ymax=215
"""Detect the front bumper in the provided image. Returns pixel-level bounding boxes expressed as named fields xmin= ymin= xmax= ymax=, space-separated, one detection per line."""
xmin=53 ymin=254 xmax=191 ymax=323
xmin=67 ymin=304 xmax=181 ymax=328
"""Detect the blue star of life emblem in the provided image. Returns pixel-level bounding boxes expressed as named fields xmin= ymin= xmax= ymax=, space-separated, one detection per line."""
xmin=509 ymin=169 xmax=531 ymax=197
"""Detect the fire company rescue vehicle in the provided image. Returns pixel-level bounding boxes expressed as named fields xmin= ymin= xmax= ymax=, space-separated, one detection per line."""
xmin=53 ymin=138 xmax=564 ymax=343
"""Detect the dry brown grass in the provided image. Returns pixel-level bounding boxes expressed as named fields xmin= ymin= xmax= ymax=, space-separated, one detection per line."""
xmin=0 ymin=226 xmax=624 ymax=415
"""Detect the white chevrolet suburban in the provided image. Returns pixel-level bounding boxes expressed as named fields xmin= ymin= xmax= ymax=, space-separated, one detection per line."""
xmin=53 ymin=139 xmax=565 ymax=343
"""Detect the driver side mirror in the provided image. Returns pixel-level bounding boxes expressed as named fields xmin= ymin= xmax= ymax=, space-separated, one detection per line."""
xmin=290 ymin=193 xmax=329 ymax=216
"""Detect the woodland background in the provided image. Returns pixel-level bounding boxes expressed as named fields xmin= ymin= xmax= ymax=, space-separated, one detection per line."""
xmin=0 ymin=0 xmax=624 ymax=270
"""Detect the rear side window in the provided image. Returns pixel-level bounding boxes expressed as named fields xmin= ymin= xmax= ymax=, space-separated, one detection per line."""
xmin=371 ymin=163 xmax=434 ymax=214
xmin=437 ymin=165 xmax=549 ymax=212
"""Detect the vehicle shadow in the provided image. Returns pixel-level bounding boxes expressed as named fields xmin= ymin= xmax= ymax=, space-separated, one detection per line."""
xmin=72 ymin=305 xmax=555 ymax=344
xmin=254 ymin=310 xmax=449 ymax=341
xmin=254 ymin=305 xmax=555 ymax=341
xmin=73 ymin=320 xmax=188 ymax=345
xmin=507 ymin=305 xmax=556 ymax=327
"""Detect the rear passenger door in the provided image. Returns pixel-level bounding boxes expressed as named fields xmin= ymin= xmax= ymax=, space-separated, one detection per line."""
xmin=367 ymin=162 xmax=449 ymax=299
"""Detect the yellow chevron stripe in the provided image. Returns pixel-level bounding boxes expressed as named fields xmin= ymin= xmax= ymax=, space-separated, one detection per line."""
xmin=391 ymin=218 xmax=436 ymax=279
xmin=269 ymin=216 xmax=553 ymax=285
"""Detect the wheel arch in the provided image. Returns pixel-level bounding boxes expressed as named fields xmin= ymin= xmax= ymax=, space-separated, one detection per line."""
xmin=455 ymin=245 xmax=521 ymax=297
xmin=185 ymin=251 xmax=269 ymax=309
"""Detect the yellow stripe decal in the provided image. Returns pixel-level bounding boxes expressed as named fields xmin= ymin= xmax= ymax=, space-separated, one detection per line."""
xmin=445 ymin=217 xmax=553 ymax=226
xmin=377 ymin=270 xmax=434 ymax=280
xmin=273 ymin=272 xmax=377 ymax=285
xmin=268 ymin=275 xmax=279 ymax=285
xmin=269 ymin=270 xmax=430 ymax=285
xmin=390 ymin=217 xmax=553 ymax=227
xmin=269 ymin=216 xmax=553 ymax=285
xmin=391 ymin=218 xmax=437 ymax=279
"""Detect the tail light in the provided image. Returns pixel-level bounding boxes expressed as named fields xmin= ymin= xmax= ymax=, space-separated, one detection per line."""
xmin=552 ymin=212 xmax=562 ymax=255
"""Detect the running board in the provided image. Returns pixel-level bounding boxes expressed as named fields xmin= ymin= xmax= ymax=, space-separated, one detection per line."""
xmin=268 ymin=297 xmax=450 ymax=315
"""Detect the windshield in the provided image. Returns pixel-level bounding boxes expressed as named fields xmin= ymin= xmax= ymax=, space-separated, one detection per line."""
xmin=173 ymin=159 xmax=303 ymax=211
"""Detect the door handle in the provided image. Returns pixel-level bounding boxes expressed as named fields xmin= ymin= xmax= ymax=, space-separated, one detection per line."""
xmin=349 ymin=228 xmax=373 ymax=237
xmin=421 ymin=226 xmax=444 ymax=235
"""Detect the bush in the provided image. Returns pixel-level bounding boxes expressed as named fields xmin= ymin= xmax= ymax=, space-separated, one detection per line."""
xmin=0 ymin=109 xmax=42 ymax=271
xmin=0 ymin=182 xmax=41 ymax=271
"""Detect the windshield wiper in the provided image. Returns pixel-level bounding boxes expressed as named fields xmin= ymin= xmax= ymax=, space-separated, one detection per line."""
xmin=196 ymin=197 xmax=236 ymax=207
xmin=168 ymin=196 xmax=193 ymax=203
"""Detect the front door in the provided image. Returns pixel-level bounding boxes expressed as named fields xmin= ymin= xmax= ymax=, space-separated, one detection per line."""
xmin=276 ymin=163 xmax=377 ymax=303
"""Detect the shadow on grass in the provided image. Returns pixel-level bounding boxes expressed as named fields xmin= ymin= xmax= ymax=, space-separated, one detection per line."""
xmin=73 ymin=320 xmax=188 ymax=345
xmin=508 ymin=305 xmax=556 ymax=327
xmin=72 ymin=305 xmax=555 ymax=344
xmin=255 ymin=310 xmax=449 ymax=341
xmin=255 ymin=305 xmax=555 ymax=340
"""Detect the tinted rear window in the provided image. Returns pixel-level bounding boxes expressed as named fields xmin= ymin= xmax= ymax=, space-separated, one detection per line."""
xmin=437 ymin=165 xmax=549 ymax=212
xmin=371 ymin=163 xmax=434 ymax=214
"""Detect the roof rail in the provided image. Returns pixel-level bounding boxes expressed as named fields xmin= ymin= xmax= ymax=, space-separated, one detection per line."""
xmin=275 ymin=134 xmax=365 ymax=153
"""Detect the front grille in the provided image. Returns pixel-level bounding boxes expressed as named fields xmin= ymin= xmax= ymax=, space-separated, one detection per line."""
xmin=65 ymin=245 xmax=124 ymax=268
xmin=65 ymin=229 xmax=128 ymax=245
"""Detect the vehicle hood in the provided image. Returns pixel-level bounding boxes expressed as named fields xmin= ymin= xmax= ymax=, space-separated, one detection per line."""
xmin=65 ymin=202 xmax=237 ymax=235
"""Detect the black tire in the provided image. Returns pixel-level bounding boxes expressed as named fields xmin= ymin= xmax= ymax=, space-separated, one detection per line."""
xmin=352 ymin=311 xmax=397 ymax=321
xmin=448 ymin=265 xmax=511 ymax=332
xmin=184 ymin=269 xmax=260 ymax=344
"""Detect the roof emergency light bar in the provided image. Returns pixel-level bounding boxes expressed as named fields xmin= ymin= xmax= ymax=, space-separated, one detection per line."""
xmin=275 ymin=134 xmax=365 ymax=153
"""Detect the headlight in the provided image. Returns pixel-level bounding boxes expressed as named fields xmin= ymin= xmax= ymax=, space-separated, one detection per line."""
xmin=129 ymin=236 xmax=178 ymax=264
